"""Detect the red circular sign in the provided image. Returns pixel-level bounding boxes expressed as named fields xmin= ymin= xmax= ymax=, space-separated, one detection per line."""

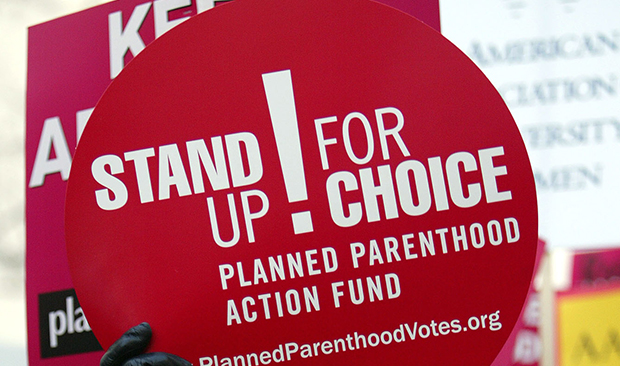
xmin=65 ymin=0 xmax=538 ymax=364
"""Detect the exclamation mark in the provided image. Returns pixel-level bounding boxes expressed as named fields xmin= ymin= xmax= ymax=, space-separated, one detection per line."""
xmin=262 ymin=69 xmax=313 ymax=235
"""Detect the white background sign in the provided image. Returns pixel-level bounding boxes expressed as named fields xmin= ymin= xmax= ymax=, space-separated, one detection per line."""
xmin=439 ymin=0 xmax=620 ymax=250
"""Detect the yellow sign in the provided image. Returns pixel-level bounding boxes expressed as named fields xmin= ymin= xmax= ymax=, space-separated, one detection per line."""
xmin=557 ymin=286 xmax=620 ymax=365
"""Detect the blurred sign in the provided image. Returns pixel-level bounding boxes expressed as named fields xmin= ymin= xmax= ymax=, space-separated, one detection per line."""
xmin=557 ymin=286 xmax=620 ymax=365
xmin=491 ymin=239 xmax=545 ymax=366
xmin=572 ymin=247 xmax=620 ymax=288
xmin=439 ymin=0 xmax=620 ymax=249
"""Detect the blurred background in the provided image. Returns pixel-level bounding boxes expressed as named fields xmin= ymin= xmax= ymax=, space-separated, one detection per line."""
xmin=3 ymin=0 xmax=619 ymax=365
xmin=0 ymin=1 xmax=110 ymax=364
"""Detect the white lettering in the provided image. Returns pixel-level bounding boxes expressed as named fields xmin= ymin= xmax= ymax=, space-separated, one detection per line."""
xmin=108 ymin=2 xmax=152 ymax=79
xmin=92 ymin=155 xmax=128 ymax=210
xmin=154 ymin=0 xmax=191 ymax=38
xmin=29 ymin=117 xmax=72 ymax=188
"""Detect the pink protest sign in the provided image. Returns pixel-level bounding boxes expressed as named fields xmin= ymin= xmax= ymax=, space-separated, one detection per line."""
xmin=26 ymin=1 xmax=439 ymax=365
xmin=572 ymin=246 xmax=620 ymax=288
xmin=65 ymin=0 xmax=536 ymax=364
xmin=27 ymin=0 xmax=232 ymax=364
xmin=491 ymin=239 xmax=545 ymax=365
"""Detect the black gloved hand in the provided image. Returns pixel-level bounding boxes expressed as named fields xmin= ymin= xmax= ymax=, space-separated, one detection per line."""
xmin=100 ymin=322 xmax=192 ymax=366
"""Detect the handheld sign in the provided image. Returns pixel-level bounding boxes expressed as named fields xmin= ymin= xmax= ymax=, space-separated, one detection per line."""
xmin=65 ymin=0 xmax=538 ymax=364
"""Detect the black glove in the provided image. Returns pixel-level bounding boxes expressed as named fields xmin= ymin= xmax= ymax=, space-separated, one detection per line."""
xmin=100 ymin=322 xmax=192 ymax=366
